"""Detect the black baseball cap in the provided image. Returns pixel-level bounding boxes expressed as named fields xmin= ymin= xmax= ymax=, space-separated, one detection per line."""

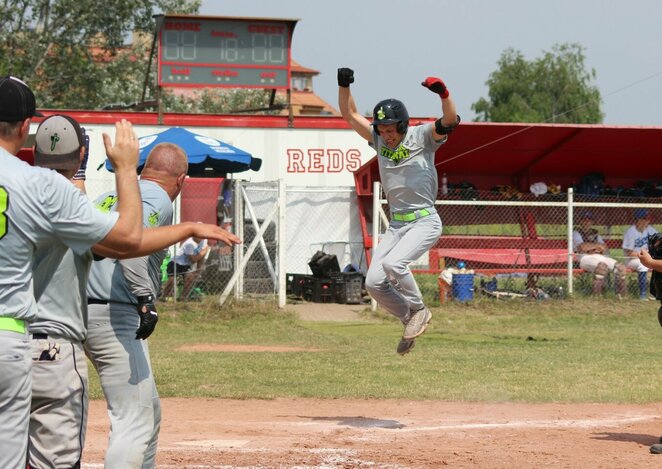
xmin=0 ymin=76 xmax=44 ymax=122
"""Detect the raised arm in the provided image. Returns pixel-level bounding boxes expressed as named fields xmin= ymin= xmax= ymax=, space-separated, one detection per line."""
xmin=421 ymin=77 xmax=460 ymax=141
xmin=95 ymin=120 xmax=143 ymax=251
xmin=338 ymin=68 xmax=373 ymax=143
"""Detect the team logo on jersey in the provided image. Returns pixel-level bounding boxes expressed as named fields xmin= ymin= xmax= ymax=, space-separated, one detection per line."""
xmin=50 ymin=133 xmax=60 ymax=151
xmin=96 ymin=195 xmax=118 ymax=213
xmin=376 ymin=107 xmax=386 ymax=121
xmin=380 ymin=145 xmax=410 ymax=164
xmin=148 ymin=211 xmax=160 ymax=227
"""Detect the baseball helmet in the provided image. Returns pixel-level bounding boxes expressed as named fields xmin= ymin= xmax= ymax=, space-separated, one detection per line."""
xmin=372 ymin=98 xmax=409 ymax=135
xmin=34 ymin=114 xmax=84 ymax=170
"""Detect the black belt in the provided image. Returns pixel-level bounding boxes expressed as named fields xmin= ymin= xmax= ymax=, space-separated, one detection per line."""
xmin=32 ymin=333 xmax=48 ymax=340
xmin=88 ymin=298 xmax=108 ymax=305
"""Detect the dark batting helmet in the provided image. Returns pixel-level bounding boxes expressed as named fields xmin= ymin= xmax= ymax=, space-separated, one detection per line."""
xmin=372 ymin=98 xmax=409 ymax=135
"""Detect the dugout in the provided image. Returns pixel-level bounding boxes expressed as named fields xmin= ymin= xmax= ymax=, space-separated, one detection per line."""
xmin=353 ymin=121 xmax=662 ymax=266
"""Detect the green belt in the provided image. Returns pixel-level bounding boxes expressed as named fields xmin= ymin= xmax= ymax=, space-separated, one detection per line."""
xmin=392 ymin=208 xmax=432 ymax=222
xmin=0 ymin=317 xmax=26 ymax=334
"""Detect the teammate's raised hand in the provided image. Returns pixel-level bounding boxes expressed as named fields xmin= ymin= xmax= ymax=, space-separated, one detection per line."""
xmin=337 ymin=68 xmax=355 ymax=88
xmin=103 ymin=119 xmax=139 ymax=173
xmin=421 ymin=77 xmax=450 ymax=99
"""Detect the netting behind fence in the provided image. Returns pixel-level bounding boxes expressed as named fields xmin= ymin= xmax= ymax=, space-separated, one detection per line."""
xmin=382 ymin=189 xmax=662 ymax=303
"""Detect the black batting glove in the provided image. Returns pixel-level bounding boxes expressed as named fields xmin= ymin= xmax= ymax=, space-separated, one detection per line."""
xmin=421 ymin=76 xmax=450 ymax=99
xmin=135 ymin=294 xmax=158 ymax=340
xmin=337 ymin=68 xmax=354 ymax=87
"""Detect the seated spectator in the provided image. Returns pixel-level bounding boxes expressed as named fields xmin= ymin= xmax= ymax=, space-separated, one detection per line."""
xmin=622 ymin=208 xmax=658 ymax=300
xmin=161 ymin=236 xmax=210 ymax=299
xmin=573 ymin=211 xmax=626 ymax=296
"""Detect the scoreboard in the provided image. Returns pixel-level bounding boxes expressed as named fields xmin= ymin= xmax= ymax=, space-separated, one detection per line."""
xmin=158 ymin=15 xmax=298 ymax=89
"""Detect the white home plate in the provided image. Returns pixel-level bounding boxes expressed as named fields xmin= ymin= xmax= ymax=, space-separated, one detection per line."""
xmin=175 ymin=439 xmax=250 ymax=448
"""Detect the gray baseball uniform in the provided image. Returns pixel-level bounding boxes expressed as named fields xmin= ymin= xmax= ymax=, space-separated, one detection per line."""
xmin=29 ymin=246 xmax=92 ymax=468
xmin=364 ymin=124 xmax=445 ymax=320
xmin=0 ymin=148 xmax=117 ymax=469
xmin=86 ymin=180 xmax=172 ymax=469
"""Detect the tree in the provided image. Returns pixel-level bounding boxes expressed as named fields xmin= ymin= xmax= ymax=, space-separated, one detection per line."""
xmin=0 ymin=0 xmax=201 ymax=109
xmin=471 ymin=43 xmax=603 ymax=124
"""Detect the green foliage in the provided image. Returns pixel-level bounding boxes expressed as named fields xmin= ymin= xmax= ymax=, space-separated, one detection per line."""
xmin=472 ymin=43 xmax=603 ymax=124
xmin=161 ymin=88 xmax=288 ymax=115
xmin=0 ymin=0 xmax=200 ymax=109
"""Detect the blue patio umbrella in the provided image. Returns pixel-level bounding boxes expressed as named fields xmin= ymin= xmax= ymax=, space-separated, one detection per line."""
xmin=104 ymin=127 xmax=261 ymax=176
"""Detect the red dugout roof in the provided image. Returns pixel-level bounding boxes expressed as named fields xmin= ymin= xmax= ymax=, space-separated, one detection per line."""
xmin=356 ymin=121 xmax=662 ymax=194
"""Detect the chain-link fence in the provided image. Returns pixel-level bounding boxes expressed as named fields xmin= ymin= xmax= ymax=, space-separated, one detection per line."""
xmin=372 ymin=186 xmax=662 ymax=304
xmin=165 ymin=181 xmax=367 ymax=306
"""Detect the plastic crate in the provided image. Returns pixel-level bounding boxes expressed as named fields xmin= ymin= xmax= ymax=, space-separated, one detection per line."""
xmin=286 ymin=273 xmax=309 ymax=297
xmin=330 ymin=272 xmax=364 ymax=304
xmin=301 ymin=276 xmax=335 ymax=303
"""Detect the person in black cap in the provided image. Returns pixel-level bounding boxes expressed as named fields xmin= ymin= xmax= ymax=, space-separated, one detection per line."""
xmin=0 ymin=77 xmax=146 ymax=469
xmin=0 ymin=76 xmax=43 ymax=150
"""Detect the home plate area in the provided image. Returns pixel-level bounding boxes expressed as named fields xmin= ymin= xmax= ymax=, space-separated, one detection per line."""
xmin=81 ymin=398 xmax=662 ymax=468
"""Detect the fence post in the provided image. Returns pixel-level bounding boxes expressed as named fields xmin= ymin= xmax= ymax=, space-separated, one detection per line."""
xmin=567 ymin=188 xmax=574 ymax=295
xmin=277 ymin=179 xmax=286 ymax=308
xmin=371 ymin=181 xmax=381 ymax=312
xmin=234 ymin=180 xmax=244 ymax=300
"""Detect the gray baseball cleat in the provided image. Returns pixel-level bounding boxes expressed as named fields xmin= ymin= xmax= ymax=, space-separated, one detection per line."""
xmin=396 ymin=337 xmax=416 ymax=355
xmin=650 ymin=443 xmax=662 ymax=454
xmin=403 ymin=307 xmax=432 ymax=340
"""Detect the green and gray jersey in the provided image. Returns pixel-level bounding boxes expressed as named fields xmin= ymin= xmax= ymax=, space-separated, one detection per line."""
xmin=0 ymin=148 xmax=117 ymax=322
xmin=87 ymin=180 xmax=173 ymax=303
xmin=370 ymin=124 xmax=445 ymax=214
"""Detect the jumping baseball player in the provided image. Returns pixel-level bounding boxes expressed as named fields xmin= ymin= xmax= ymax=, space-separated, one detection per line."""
xmin=85 ymin=143 xmax=241 ymax=469
xmin=0 ymin=76 xmax=144 ymax=469
xmin=337 ymin=68 xmax=459 ymax=355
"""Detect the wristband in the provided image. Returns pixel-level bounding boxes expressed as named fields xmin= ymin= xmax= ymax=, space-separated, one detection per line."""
xmin=434 ymin=115 xmax=461 ymax=135
xmin=138 ymin=294 xmax=155 ymax=304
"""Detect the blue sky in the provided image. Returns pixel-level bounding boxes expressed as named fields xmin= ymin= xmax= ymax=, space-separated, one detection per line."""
xmin=199 ymin=0 xmax=662 ymax=126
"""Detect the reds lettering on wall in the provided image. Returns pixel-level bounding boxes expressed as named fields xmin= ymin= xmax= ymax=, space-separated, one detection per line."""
xmin=286 ymin=149 xmax=362 ymax=173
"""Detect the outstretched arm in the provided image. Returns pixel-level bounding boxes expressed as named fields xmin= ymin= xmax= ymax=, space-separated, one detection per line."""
xmin=338 ymin=68 xmax=373 ymax=143
xmin=92 ymin=221 xmax=241 ymax=259
xmin=421 ymin=77 xmax=460 ymax=141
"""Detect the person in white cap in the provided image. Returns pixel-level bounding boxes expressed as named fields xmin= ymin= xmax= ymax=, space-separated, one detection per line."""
xmin=27 ymin=115 xmax=242 ymax=469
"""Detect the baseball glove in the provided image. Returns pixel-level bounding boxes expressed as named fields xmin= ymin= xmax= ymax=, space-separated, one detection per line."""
xmin=648 ymin=233 xmax=662 ymax=259
xmin=648 ymin=233 xmax=662 ymax=301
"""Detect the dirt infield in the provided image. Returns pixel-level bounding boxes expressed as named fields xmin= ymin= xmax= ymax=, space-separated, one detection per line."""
xmin=82 ymin=397 xmax=662 ymax=468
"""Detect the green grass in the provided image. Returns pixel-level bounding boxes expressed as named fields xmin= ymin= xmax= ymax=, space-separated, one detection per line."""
xmin=87 ymin=298 xmax=662 ymax=403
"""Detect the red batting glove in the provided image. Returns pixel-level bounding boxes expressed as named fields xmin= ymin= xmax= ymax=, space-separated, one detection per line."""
xmin=421 ymin=77 xmax=449 ymax=99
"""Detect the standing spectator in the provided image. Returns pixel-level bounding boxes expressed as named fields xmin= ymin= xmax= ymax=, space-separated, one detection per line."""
xmin=161 ymin=235 xmax=210 ymax=299
xmin=623 ymin=208 xmax=658 ymax=299
xmin=0 ymin=76 xmax=144 ymax=469
xmin=337 ymin=67 xmax=459 ymax=355
xmin=572 ymin=211 xmax=627 ymax=296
